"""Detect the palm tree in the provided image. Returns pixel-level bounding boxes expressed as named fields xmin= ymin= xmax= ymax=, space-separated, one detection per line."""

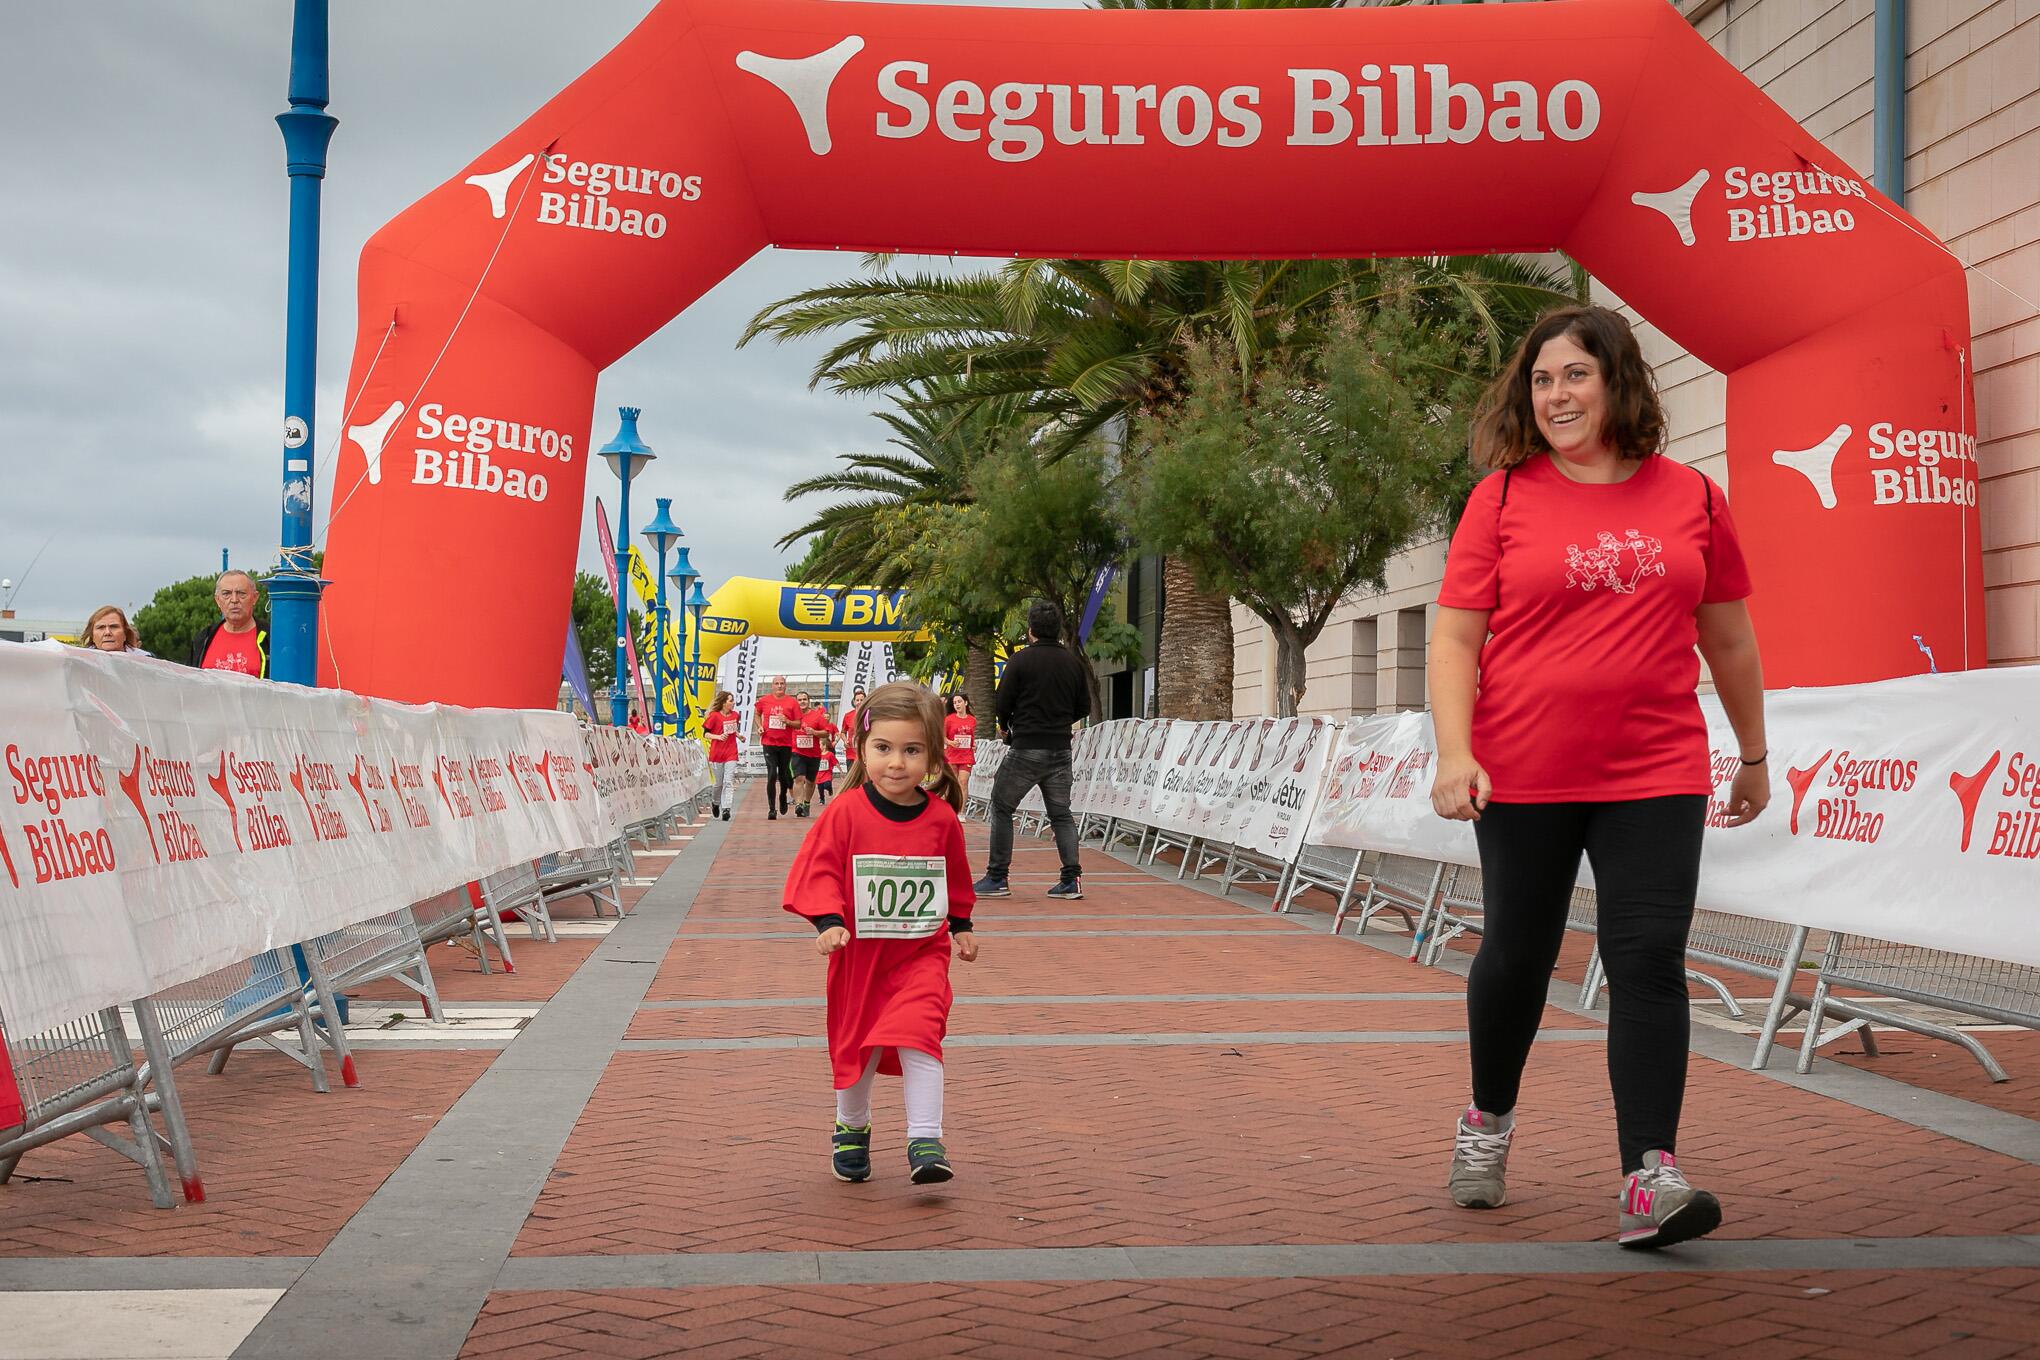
xmin=778 ymin=382 xmax=1017 ymax=719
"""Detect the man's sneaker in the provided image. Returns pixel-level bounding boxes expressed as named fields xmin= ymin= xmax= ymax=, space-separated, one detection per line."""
xmin=768 ymin=807 xmax=777 ymax=821
xmin=907 ymin=1138 xmax=953 ymax=1184
xmin=831 ymin=1122 xmax=872 ymax=1183
xmin=1448 ymin=1107 xmax=1514 ymax=1209
xmin=1618 ymin=1150 xmax=1721 ymax=1249
xmin=1046 ymin=876 xmax=1084 ymax=900
xmin=972 ymin=875 xmax=1011 ymax=898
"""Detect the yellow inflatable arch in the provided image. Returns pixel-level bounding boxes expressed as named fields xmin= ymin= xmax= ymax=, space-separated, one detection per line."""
xmin=638 ymin=577 xmax=927 ymax=736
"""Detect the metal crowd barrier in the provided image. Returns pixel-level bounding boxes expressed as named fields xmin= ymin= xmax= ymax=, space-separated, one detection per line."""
xmin=1799 ymin=937 xmax=2040 ymax=1081
xmin=539 ymin=840 xmax=627 ymax=917
xmin=1276 ymin=843 xmax=1368 ymax=923
xmin=0 ymin=1004 xmax=181 ymax=1208
xmin=139 ymin=948 xmax=350 ymax=1093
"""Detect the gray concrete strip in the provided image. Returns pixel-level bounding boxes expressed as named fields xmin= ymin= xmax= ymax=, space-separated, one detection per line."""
xmin=618 ymin=1030 xmax=1603 ymax=1052
xmin=232 ymin=811 xmax=732 ymax=1360
xmin=1104 ymin=844 xmax=2040 ymax=1167
xmin=640 ymin=992 xmax=1462 ymax=1009
xmin=0 ymin=1258 xmax=313 ymax=1291
xmin=493 ymin=1234 xmax=2040 ymax=1290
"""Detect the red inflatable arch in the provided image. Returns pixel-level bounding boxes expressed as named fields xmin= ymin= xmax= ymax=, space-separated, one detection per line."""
xmin=322 ymin=0 xmax=1980 ymax=708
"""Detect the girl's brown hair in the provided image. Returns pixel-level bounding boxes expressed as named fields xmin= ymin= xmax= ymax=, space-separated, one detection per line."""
xmin=712 ymin=689 xmax=733 ymax=710
xmin=83 ymin=605 xmax=138 ymax=652
xmin=1469 ymin=305 xmax=1666 ymax=470
xmin=842 ymin=682 xmax=964 ymax=812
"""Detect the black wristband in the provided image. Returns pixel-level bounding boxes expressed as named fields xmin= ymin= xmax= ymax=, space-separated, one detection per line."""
xmin=1739 ymin=752 xmax=1767 ymax=766
xmin=810 ymin=913 xmax=846 ymax=934
xmin=949 ymin=917 xmax=974 ymax=933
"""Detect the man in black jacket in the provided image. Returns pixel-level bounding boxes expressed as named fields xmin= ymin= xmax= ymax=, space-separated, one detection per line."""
xmin=975 ymin=600 xmax=1090 ymax=900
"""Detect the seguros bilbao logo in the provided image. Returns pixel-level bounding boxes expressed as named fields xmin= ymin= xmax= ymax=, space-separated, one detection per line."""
xmin=778 ymin=587 xmax=909 ymax=633
xmin=1770 ymin=420 xmax=1977 ymax=512
xmin=1633 ymin=165 xmax=1867 ymax=249
xmin=735 ymin=36 xmax=1602 ymax=164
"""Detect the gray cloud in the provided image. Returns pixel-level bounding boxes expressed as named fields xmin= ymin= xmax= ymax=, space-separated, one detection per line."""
xmin=1 ymin=0 xmax=1065 ymax=675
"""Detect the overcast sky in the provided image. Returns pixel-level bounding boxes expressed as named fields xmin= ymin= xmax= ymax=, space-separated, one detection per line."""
xmin=0 ymin=1 xmax=1066 ymax=675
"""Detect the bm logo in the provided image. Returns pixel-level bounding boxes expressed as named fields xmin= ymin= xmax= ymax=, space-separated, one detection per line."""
xmin=780 ymin=588 xmax=907 ymax=632
xmin=700 ymin=615 xmax=749 ymax=637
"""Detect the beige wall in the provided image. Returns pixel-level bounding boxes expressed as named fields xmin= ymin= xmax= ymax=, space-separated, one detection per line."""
xmin=1234 ymin=0 xmax=2040 ymax=716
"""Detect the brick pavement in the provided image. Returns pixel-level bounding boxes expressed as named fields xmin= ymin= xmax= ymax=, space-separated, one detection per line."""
xmin=9 ymin=798 xmax=2039 ymax=1359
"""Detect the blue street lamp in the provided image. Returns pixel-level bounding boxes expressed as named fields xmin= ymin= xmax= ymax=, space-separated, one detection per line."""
xmin=598 ymin=408 xmax=655 ymax=727
xmin=640 ymin=498 xmax=683 ymax=735
xmin=667 ymin=553 xmax=700 ymax=733
xmin=686 ymin=580 xmax=711 ymax=737
xmin=269 ymin=0 xmax=338 ymax=687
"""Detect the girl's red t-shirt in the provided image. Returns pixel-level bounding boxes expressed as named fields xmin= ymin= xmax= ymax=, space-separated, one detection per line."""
xmin=784 ymin=787 xmax=976 ymax=1087
xmin=944 ymin=713 xmax=977 ymax=767
xmin=1437 ymin=453 xmax=1752 ymax=803
xmin=702 ymin=710 xmax=739 ymax=764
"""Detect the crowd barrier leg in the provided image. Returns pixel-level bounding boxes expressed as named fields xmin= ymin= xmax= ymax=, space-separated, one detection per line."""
xmin=129 ymin=999 xmax=205 ymax=1202
xmin=1795 ymin=970 xmax=1885 ymax=1075
xmin=298 ymin=946 xmax=362 ymax=1089
xmin=1749 ymin=925 xmax=1812 ymax=1071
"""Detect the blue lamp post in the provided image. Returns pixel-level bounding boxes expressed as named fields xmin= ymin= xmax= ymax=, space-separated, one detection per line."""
xmin=269 ymin=0 xmax=338 ymax=687
xmin=598 ymin=408 xmax=655 ymax=727
xmin=667 ymin=554 xmax=700 ymax=733
xmin=640 ymin=498 xmax=683 ymax=735
xmin=685 ymin=580 xmax=711 ymax=738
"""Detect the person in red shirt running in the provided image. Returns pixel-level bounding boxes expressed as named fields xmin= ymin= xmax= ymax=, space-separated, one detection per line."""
xmin=789 ymin=691 xmax=834 ymax=817
xmin=702 ymin=690 xmax=740 ymax=820
xmin=784 ymin=682 xmax=978 ymax=1185
xmin=755 ymin=675 xmax=803 ymax=820
xmin=815 ymin=731 xmax=837 ymax=805
xmin=1429 ymin=306 xmax=1770 ymax=1251
xmin=943 ymin=693 xmax=977 ymax=776
xmin=839 ymin=686 xmax=867 ymax=748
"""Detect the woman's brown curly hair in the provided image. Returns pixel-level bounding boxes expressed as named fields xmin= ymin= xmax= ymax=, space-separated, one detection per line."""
xmin=1469 ymin=306 xmax=1666 ymax=470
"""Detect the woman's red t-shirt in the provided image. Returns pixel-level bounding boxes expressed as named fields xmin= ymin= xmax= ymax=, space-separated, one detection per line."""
xmin=944 ymin=713 xmax=977 ymax=767
xmin=703 ymin=710 xmax=739 ymax=764
xmin=1437 ymin=453 xmax=1752 ymax=802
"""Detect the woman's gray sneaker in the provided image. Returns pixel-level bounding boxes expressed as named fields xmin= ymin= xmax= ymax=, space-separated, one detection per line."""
xmin=1448 ymin=1107 xmax=1513 ymax=1209
xmin=1617 ymin=1150 xmax=1721 ymax=1249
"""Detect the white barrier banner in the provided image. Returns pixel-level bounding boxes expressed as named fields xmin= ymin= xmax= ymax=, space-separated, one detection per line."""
xmin=1228 ymin=717 xmax=1337 ymax=864
xmin=1293 ymin=670 xmax=2039 ymax=967
xmin=0 ymin=644 xmax=708 ymax=1036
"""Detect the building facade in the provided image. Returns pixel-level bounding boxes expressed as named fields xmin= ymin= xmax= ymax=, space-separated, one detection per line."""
xmin=1232 ymin=0 xmax=2039 ymax=717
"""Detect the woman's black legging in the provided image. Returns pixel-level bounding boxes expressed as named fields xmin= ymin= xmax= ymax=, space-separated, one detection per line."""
xmin=1467 ymin=795 xmax=1706 ymax=1173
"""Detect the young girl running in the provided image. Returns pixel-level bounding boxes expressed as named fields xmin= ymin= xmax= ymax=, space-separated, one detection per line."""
xmin=815 ymin=734 xmax=837 ymax=805
xmin=943 ymin=692 xmax=977 ymax=780
xmin=702 ymin=690 xmax=739 ymax=821
xmin=783 ymin=683 xmax=979 ymax=1184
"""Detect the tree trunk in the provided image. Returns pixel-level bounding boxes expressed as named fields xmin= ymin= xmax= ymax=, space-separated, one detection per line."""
xmin=1157 ymin=555 xmax=1235 ymax=720
xmin=964 ymin=641 xmax=998 ymax=733
xmin=1269 ymin=616 xmax=1311 ymax=718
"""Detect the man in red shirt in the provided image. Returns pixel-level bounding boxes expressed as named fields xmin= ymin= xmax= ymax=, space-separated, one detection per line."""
xmin=754 ymin=674 xmax=803 ymax=820
xmin=188 ymin=570 xmax=268 ymax=677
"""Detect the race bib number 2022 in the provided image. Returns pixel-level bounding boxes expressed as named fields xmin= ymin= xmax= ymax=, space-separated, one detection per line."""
xmin=852 ymin=854 xmax=949 ymax=939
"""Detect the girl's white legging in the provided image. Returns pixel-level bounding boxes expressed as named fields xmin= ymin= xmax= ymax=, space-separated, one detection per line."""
xmin=709 ymin=762 xmax=732 ymax=813
xmin=836 ymin=1047 xmax=944 ymax=1138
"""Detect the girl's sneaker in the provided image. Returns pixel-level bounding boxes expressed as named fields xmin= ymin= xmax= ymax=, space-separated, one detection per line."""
xmin=832 ymin=1122 xmax=872 ymax=1183
xmin=906 ymin=1138 xmax=953 ymax=1184
xmin=1617 ymin=1150 xmax=1721 ymax=1249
